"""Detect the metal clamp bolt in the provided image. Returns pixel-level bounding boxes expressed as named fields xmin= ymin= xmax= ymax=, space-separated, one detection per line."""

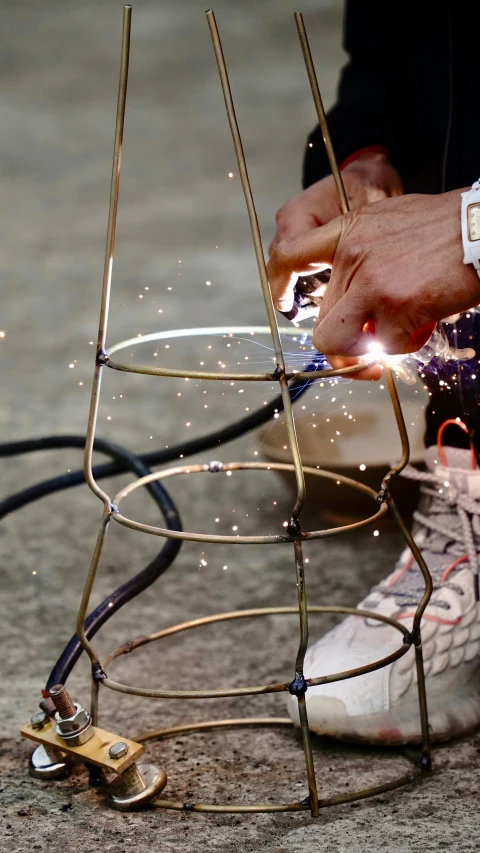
xmin=49 ymin=684 xmax=94 ymax=748
xmin=30 ymin=711 xmax=49 ymax=730
xmin=109 ymin=742 xmax=129 ymax=760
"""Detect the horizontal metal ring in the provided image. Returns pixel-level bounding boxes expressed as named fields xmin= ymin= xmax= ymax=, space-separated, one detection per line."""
xmin=110 ymin=461 xmax=388 ymax=544
xmin=100 ymin=605 xmax=411 ymax=700
xmin=104 ymin=325 xmax=375 ymax=381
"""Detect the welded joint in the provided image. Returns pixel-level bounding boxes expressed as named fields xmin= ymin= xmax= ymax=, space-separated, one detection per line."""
xmin=287 ymin=517 xmax=302 ymax=538
xmin=96 ymin=346 xmax=109 ymax=366
xmin=377 ymin=484 xmax=389 ymax=503
xmin=402 ymin=630 xmax=415 ymax=646
xmin=272 ymin=365 xmax=285 ymax=381
xmin=205 ymin=461 xmax=224 ymax=473
xmin=417 ymin=752 xmax=432 ymax=772
xmin=92 ymin=661 xmax=107 ymax=683
xmin=288 ymin=674 xmax=308 ymax=697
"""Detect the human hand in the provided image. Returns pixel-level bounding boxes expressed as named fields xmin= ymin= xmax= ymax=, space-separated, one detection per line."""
xmin=267 ymin=189 xmax=480 ymax=376
xmin=269 ymin=151 xmax=403 ymax=254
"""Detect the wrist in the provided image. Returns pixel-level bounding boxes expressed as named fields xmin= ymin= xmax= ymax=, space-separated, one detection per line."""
xmin=340 ymin=145 xmax=390 ymax=171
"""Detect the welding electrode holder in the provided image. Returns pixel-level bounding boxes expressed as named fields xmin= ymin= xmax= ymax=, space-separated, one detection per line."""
xmin=280 ymin=269 xmax=331 ymax=322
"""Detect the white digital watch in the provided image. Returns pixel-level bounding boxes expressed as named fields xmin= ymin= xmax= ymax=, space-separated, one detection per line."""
xmin=462 ymin=179 xmax=480 ymax=277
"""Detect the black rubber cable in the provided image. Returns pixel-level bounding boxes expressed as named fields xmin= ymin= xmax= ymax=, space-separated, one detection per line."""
xmin=0 ymin=377 xmax=311 ymax=520
xmin=44 ymin=438 xmax=183 ymax=690
xmin=1 ymin=376 xmax=312 ymax=689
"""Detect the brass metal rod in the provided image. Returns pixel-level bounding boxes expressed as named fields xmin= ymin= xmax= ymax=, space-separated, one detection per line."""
xmin=154 ymin=799 xmax=310 ymax=813
xmin=152 ymin=768 xmax=419 ymax=813
xmin=90 ymin=677 xmax=100 ymax=727
xmin=103 ymin=604 xmax=408 ymax=668
xmin=111 ymin=500 xmax=388 ymax=545
xmin=84 ymin=4 xmax=131 ymax=508
xmin=100 ymin=617 xmax=410 ymax=701
xmin=383 ymin=366 xmax=411 ymax=481
xmin=293 ymin=540 xmax=309 ymax=675
xmin=104 ymin=355 xmax=378 ymax=382
xmin=297 ymin=694 xmax=319 ymax=817
xmin=414 ymin=644 xmax=432 ymax=768
xmin=387 ymin=499 xmax=433 ymax=629
xmin=76 ymin=510 xmax=111 ymax=665
xmin=292 ymin=538 xmax=319 ymax=814
xmin=294 ymin=11 xmax=349 ymax=215
xmin=206 ymin=11 xmax=285 ymax=371
xmin=112 ymin=461 xmax=382 ymax=501
xmin=387 ymin=502 xmax=432 ymax=763
xmin=136 ymin=717 xmax=294 ymax=743
xmin=205 ymin=9 xmax=306 ymax=519
xmin=102 ymin=675 xmax=288 ymax=700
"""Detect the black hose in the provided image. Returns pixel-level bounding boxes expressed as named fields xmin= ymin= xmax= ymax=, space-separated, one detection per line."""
xmin=0 ymin=377 xmax=311 ymax=520
xmin=1 ymin=376 xmax=312 ymax=688
xmin=45 ymin=438 xmax=182 ymax=689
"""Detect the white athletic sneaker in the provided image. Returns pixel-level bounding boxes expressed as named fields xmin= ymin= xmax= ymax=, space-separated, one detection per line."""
xmin=287 ymin=444 xmax=480 ymax=744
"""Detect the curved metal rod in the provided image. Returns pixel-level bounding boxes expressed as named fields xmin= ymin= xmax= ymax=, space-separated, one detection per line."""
xmin=295 ymin=12 xmax=349 ymax=215
xmin=76 ymin=510 xmax=111 ymax=666
xmin=111 ymin=501 xmax=388 ymax=546
xmin=382 ymin=366 xmax=411 ymax=484
xmin=206 ymin=10 xmax=306 ymax=521
xmin=104 ymin=355 xmax=377 ymax=382
xmin=103 ymin=604 xmax=408 ymax=669
xmin=109 ymin=460 xmax=387 ymax=544
xmin=100 ymin=605 xmax=411 ymax=700
xmin=135 ymin=717 xmax=294 ymax=743
xmin=151 ymin=769 xmax=420 ymax=813
xmin=83 ymin=5 xmax=131 ymax=510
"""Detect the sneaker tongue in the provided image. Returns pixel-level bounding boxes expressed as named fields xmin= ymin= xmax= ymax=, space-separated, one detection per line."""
xmin=424 ymin=445 xmax=480 ymax=498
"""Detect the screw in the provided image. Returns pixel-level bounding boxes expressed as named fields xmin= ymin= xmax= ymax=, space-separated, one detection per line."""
xmin=30 ymin=711 xmax=49 ymax=730
xmin=48 ymin=684 xmax=76 ymax=719
xmin=109 ymin=742 xmax=129 ymax=760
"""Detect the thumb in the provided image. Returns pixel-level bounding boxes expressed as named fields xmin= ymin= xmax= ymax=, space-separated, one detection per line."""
xmin=267 ymin=215 xmax=343 ymax=312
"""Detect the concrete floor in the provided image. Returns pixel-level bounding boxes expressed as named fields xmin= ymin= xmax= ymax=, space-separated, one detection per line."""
xmin=1 ymin=1 xmax=479 ymax=851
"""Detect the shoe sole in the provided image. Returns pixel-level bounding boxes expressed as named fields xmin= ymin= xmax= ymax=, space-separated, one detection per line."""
xmin=286 ymin=678 xmax=480 ymax=745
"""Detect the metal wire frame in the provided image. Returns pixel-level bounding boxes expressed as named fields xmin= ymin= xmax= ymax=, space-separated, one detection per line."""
xmin=75 ymin=5 xmax=434 ymax=814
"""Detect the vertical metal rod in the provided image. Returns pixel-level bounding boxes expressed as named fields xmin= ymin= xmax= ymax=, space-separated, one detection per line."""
xmin=293 ymin=540 xmax=319 ymax=816
xmin=297 ymin=696 xmax=320 ymax=816
xmin=76 ymin=512 xmax=111 ymax=665
xmin=84 ymin=4 xmax=131 ymax=506
xmin=294 ymin=6 xmax=433 ymax=787
xmin=294 ymin=11 xmax=349 ymax=215
xmin=383 ymin=366 xmax=410 ymax=480
xmin=294 ymin=540 xmax=309 ymax=674
xmin=205 ymin=9 xmax=306 ymax=518
xmin=388 ymin=498 xmax=433 ymax=766
xmin=91 ymin=674 xmax=100 ymax=728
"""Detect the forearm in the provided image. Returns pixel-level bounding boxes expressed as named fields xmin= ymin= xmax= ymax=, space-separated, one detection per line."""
xmin=303 ymin=2 xmax=398 ymax=188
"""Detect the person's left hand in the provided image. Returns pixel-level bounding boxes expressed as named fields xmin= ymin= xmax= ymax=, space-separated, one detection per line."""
xmin=267 ymin=189 xmax=480 ymax=377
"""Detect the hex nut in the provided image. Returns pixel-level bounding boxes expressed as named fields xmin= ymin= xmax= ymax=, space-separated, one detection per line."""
xmin=109 ymin=742 xmax=129 ymax=760
xmin=55 ymin=702 xmax=94 ymax=747
xmin=30 ymin=711 xmax=49 ymax=730
xmin=55 ymin=704 xmax=89 ymax=734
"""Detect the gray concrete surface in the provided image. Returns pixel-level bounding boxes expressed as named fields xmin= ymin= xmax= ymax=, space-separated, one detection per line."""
xmin=1 ymin=1 xmax=479 ymax=851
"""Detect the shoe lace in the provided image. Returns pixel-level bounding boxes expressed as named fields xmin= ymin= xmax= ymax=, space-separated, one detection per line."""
xmin=373 ymin=465 xmax=480 ymax=610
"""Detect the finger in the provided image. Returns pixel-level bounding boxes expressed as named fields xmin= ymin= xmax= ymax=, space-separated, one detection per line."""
xmin=327 ymin=354 xmax=382 ymax=381
xmin=275 ymin=209 xmax=321 ymax=245
xmin=267 ymin=217 xmax=344 ymax=312
xmin=268 ymin=209 xmax=321 ymax=257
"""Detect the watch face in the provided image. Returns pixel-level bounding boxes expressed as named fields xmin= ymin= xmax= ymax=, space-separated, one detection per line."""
xmin=468 ymin=202 xmax=480 ymax=241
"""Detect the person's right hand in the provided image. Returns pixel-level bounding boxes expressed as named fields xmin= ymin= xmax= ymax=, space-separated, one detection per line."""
xmin=269 ymin=150 xmax=403 ymax=255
